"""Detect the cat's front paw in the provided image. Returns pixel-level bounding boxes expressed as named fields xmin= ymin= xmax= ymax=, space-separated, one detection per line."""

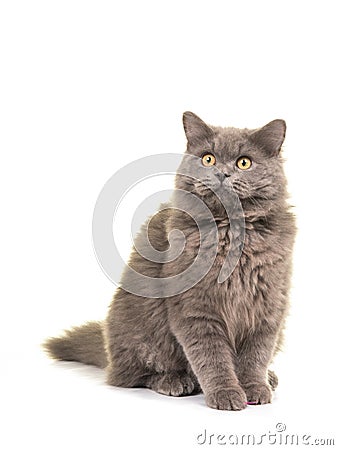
xmin=243 ymin=382 xmax=272 ymax=405
xmin=206 ymin=386 xmax=247 ymax=411
xmin=268 ymin=370 xmax=278 ymax=391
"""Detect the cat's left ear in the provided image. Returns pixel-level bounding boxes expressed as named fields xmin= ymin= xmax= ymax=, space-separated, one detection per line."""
xmin=249 ymin=119 xmax=286 ymax=156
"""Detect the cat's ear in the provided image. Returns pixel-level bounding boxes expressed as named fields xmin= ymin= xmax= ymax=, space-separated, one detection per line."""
xmin=182 ymin=111 xmax=213 ymax=145
xmin=249 ymin=119 xmax=286 ymax=155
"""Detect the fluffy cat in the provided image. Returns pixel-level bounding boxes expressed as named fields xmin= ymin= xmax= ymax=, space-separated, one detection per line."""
xmin=44 ymin=112 xmax=296 ymax=411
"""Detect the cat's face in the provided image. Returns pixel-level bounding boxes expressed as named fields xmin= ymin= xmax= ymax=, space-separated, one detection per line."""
xmin=176 ymin=112 xmax=288 ymax=215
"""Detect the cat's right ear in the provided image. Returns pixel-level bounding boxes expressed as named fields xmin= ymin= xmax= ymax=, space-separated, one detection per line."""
xmin=182 ymin=112 xmax=213 ymax=146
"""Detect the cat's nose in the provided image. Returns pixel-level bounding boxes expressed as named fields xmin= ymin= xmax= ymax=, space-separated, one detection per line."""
xmin=215 ymin=171 xmax=230 ymax=182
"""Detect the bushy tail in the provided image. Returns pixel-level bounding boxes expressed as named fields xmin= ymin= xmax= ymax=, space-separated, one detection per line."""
xmin=43 ymin=321 xmax=108 ymax=368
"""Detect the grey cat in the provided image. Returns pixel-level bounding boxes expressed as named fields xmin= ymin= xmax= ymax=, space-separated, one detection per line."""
xmin=44 ymin=112 xmax=296 ymax=411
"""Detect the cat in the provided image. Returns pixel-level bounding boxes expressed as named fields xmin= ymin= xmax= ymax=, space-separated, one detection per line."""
xmin=44 ymin=112 xmax=296 ymax=411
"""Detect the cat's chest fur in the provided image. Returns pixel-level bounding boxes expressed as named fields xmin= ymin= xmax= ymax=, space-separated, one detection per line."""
xmin=165 ymin=210 xmax=292 ymax=337
xmin=215 ymin=218 xmax=287 ymax=337
xmin=190 ymin=218 xmax=290 ymax=341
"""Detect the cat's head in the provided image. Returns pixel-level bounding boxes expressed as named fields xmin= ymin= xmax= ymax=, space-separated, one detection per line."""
xmin=176 ymin=111 xmax=288 ymax=217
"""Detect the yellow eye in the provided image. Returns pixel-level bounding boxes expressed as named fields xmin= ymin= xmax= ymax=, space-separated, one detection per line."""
xmin=201 ymin=153 xmax=216 ymax=167
xmin=236 ymin=156 xmax=252 ymax=170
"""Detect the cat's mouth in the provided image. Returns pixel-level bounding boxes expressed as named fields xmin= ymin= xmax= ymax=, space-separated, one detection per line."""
xmin=194 ymin=178 xmax=234 ymax=197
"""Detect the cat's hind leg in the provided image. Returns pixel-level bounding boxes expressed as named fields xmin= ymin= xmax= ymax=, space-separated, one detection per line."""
xmin=144 ymin=370 xmax=201 ymax=397
xmin=106 ymin=351 xmax=201 ymax=396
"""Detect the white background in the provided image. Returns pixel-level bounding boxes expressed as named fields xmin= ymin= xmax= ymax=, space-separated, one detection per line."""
xmin=0 ymin=1 xmax=337 ymax=449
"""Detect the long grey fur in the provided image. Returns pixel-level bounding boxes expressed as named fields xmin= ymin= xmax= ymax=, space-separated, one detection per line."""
xmin=44 ymin=112 xmax=296 ymax=410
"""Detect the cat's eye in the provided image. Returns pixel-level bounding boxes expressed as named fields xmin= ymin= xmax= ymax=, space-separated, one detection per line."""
xmin=201 ymin=153 xmax=216 ymax=167
xmin=236 ymin=156 xmax=252 ymax=170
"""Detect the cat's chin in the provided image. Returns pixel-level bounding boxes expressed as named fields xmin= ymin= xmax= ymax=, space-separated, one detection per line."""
xmin=192 ymin=188 xmax=277 ymax=220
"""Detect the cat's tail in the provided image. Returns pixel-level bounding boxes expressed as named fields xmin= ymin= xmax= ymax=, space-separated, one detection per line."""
xmin=43 ymin=321 xmax=108 ymax=368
